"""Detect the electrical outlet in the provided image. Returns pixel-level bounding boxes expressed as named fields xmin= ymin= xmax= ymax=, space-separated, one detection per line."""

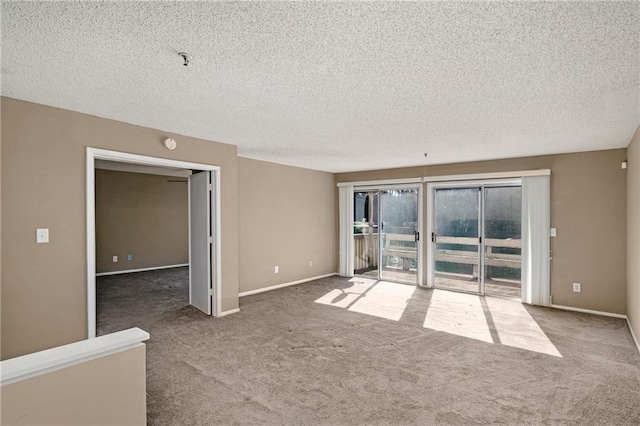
xmin=573 ymin=282 xmax=581 ymax=293
xmin=274 ymin=266 xmax=279 ymax=274
xmin=127 ymin=254 xmax=133 ymax=261
xmin=36 ymin=228 xmax=49 ymax=244
xmin=309 ymin=261 xmax=313 ymax=267
xmin=113 ymin=255 xmax=118 ymax=263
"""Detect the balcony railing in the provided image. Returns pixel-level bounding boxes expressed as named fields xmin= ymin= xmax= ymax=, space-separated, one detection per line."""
xmin=354 ymin=233 xmax=521 ymax=279
xmin=353 ymin=233 xmax=379 ymax=271
xmin=435 ymin=236 xmax=521 ymax=281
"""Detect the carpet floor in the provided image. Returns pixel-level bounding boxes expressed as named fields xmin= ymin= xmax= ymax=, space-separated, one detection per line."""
xmin=97 ymin=268 xmax=640 ymax=425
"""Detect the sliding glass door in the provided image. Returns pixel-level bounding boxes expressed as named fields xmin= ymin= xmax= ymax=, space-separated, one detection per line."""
xmin=433 ymin=188 xmax=481 ymax=293
xmin=379 ymin=189 xmax=419 ymax=284
xmin=431 ymin=183 xmax=522 ymax=297
xmin=483 ymin=186 xmax=522 ymax=297
xmin=353 ymin=187 xmax=420 ymax=285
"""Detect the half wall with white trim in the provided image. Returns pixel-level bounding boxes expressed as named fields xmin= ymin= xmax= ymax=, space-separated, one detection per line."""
xmin=0 ymin=328 xmax=149 ymax=425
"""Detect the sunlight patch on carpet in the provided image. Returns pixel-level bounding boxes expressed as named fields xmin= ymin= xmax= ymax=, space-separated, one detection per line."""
xmin=424 ymin=290 xmax=562 ymax=357
xmin=486 ymin=297 xmax=562 ymax=357
xmin=314 ymin=278 xmax=415 ymax=321
xmin=348 ymin=281 xmax=416 ymax=321
xmin=314 ymin=277 xmax=378 ymax=308
xmin=423 ymin=290 xmax=493 ymax=343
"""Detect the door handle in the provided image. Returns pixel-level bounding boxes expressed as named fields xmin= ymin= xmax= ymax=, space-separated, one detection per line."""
xmin=414 ymin=231 xmax=420 ymax=242
xmin=431 ymin=232 xmax=436 ymax=243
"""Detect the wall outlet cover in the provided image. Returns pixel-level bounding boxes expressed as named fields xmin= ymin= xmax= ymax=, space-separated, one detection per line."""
xmin=127 ymin=254 xmax=133 ymax=261
xmin=36 ymin=228 xmax=49 ymax=244
xmin=113 ymin=255 xmax=118 ymax=263
xmin=573 ymin=282 xmax=581 ymax=292
xmin=274 ymin=266 xmax=279 ymax=274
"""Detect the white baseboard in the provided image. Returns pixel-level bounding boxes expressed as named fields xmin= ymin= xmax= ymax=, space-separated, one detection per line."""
xmin=239 ymin=273 xmax=338 ymax=297
xmin=628 ymin=317 xmax=640 ymax=355
xmin=217 ymin=308 xmax=240 ymax=317
xmin=550 ymin=304 xmax=627 ymax=319
xmin=96 ymin=264 xmax=188 ymax=277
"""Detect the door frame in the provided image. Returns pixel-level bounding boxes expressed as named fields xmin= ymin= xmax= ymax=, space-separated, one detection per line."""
xmin=86 ymin=148 xmax=222 ymax=338
xmin=425 ymin=178 xmax=521 ymax=292
xmin=353 ymin=183 xmax=423 ymax=285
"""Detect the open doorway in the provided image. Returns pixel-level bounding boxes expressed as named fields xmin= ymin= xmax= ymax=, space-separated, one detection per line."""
xmin=86 ymin=148 xmax=221 ymax=338
xmin=94 ymin=163 xmax=190 ymax=335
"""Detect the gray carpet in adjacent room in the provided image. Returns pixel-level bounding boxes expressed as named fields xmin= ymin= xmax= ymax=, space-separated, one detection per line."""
xmin=97 ymin=268 xmax=640 ymax=425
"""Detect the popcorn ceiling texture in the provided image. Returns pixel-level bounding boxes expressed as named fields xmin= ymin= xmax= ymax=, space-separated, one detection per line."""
xmin=2 ymin=2 xmax=639 ymax=172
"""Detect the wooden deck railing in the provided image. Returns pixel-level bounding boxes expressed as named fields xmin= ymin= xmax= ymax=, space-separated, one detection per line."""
xmin=353 ymin=233 xmax=379 ymax=271
xmin=353 ymin=233 xmax=521 ymax=275
xmin=435 ymin=236 xmax=521 ymax=279
xmin=435 ymin=236 xmax=521 ymax=269
xmin=354 ymin=232 xmax=417 ymax=271
xmin=382 ymin=233 xmax=417 ymax=270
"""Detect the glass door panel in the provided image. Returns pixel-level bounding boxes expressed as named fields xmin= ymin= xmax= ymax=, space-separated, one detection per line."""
xmin=353 ymin=191 xmax=379 ymax=279
xmin=433 ymin=188 xmax=481 ymax=293
xmin=379 ymin=188 xmax=419 ymax=284
xmin=483 ymin=186 xmax=522 ymax=298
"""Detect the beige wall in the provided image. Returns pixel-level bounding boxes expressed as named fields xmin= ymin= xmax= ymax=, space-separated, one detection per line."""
xmin=95 ymin=169 xmax=188 ymax=273
xmin=1 ymin=345 xmax=146 ymax=425
xmin=1 ymin=97 xmax=240 ymax=359
xmin=0 ymin=99 xmax=3 ymax=331
xmin=337 ymin=148 xmax=628 ymax=314
xmin=238 ymin=158 xmax=336 ymax=293
xmin=627 ymin=126 xmax=640 ymax=345
xmin=1 ymin=95 xmax=632 ymax=360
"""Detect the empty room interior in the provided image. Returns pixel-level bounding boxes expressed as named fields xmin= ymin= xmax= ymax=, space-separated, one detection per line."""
xmin=1 ymin=2 xmax=639 ymax=425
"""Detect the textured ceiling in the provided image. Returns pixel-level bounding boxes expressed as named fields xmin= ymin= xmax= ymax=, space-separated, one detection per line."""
xmin=2 ymin=1 xmax=639 ymax=173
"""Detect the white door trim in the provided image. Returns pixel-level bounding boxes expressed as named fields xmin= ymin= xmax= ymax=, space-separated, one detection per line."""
xmin=423 ymin=169 xmax=550 ymax=182
xmin=86 ymin=148 xmax=222 ymax=338
xmin=337 ymin=178 xmax=423 ymax=187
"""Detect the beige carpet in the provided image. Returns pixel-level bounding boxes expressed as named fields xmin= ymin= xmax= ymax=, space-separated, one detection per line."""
xmin=97 ymin=268 xmax=640 ymax=425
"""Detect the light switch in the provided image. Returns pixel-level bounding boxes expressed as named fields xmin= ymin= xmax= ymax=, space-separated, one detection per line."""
xmin=36 ymin=228 xmax=49 ymax=244
xmin=550 ymin=228 xmax=557 ymax=237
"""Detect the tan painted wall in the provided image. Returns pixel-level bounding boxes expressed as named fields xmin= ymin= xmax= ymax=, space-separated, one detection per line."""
xmin=95 ymin=169 xmax=188 ymax=273
xmin=336 ymin=148 xmax=628 ymax=314
xmin=1 ymin=345 xmax=146 ymax=425
xmin=0 ymin=99 xmax=3 ymax=331
xmin=627 ymin=126 xmax=640 ymax=346
xmin=238 ymin=158 xmax=336 ymax=293
xmin=1 ymin=97 xmax=240 ymax=359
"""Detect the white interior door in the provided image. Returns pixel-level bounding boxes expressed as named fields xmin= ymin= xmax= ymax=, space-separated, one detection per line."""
xmin=189 ymin=171 xmax=212 ymax=315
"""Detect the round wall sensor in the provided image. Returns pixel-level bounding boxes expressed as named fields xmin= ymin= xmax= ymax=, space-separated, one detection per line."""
xmin=164 ymin=138 xmax=177 ymax=150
